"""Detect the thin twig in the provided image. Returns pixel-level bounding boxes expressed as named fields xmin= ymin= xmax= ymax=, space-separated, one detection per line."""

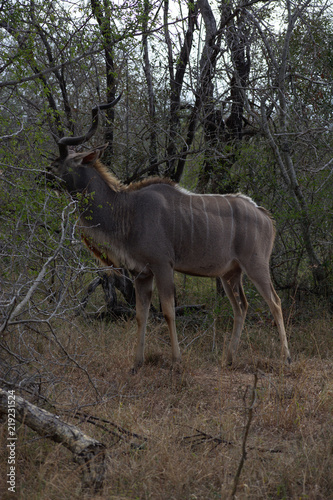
xmin=230 ymin=371 xmax=258 ymax=499
xmin=0 ymin=202 xmax=76 ymax=333
xmin=62 ymin=409 xmax=147 ymax=445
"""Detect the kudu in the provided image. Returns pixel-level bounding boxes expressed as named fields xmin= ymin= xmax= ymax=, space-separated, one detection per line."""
xmin=49 ymin=96 xmax=291 ymax=371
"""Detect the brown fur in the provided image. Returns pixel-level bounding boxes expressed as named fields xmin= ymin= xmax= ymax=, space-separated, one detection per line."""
xmin=92 ymin=160 xmax=123 ymax=192
xmin=93 ymin=159 xmax=175 ymax=193
xmin=127 ymin=177 xmax=176 ymax=191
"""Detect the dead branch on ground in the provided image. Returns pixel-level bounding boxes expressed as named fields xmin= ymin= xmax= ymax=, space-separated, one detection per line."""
xmin=0 ymin=388 xmax=106 ymax=492
xmin=230 ymin=371 xmax=258 ymax=499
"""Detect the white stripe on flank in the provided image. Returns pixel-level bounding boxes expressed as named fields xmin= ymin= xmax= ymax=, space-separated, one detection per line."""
xmin=248 ymin=201 xmax=258 ymax=258
xmin=223 ymin=196 xmax=234 ymax=253
xmin=213 ymin=196 xmax=223 ymax=235
xmin=237 ymin=196 xmax=248 ymax=246
xmin=178 ymin=198 xmax=183 ymax=247
xmin=189 ymin=194 xmax=194 ymax=245
xmin=200 ymin=195 xmax=210 ymax=246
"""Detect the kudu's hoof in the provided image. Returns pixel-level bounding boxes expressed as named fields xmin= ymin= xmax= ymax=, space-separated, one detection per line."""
xmin=130 ymin=362 xmax=143 ymax=375
xmin=224 ymin=353 xmax=234 ymax=367
xmin=170 ymin=359 xmax=182 ymax=373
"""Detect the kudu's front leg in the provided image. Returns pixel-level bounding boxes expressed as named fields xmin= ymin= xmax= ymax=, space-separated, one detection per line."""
xmin=154 ymin=267 xmax=181 ymax=366
xmin=133 ymin=274 xmax=154 ymax=372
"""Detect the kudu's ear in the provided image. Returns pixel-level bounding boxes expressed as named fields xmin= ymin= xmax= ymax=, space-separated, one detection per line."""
xmin=72 ymin=143 xmax=109 ymax=166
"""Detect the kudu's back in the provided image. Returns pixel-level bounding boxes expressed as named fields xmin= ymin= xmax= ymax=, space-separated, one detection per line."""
xmin=128 ymin=183 xmax=275 ymax=279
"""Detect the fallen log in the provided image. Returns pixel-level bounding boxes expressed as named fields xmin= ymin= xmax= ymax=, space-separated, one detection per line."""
xmin=0 ymin=388 xmax=106 ymax=492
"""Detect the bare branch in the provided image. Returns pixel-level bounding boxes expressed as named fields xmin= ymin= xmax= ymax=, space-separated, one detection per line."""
xmin=230 ymin=371 xmax=258 ymax=499
xmin=0 ymin=202 xmax=76 ymax=334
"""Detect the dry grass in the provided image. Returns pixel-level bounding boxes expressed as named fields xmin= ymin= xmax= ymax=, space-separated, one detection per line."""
xmin=1 ymin=309 xmax=333 ymax=499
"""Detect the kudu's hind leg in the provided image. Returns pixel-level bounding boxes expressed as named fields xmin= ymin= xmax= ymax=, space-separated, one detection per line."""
xmin=247 ymin=267 xmax=291 ymax=364
xmin=133 ymin=274 xmax=154 ymax=371
xmin=221 ymin=267 xmax=248 ymax=365
xmin=154 ymin=267 xmax=181 ymax=365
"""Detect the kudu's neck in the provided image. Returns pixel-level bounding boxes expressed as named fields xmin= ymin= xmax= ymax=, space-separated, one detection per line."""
xmin=63 ymin=164 xmax=114 ymax=195
xmin=65 ymin=163 xmax=129 ymax=237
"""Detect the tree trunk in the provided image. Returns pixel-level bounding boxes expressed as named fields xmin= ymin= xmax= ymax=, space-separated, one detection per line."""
xmin=91 ymin=0 xmax=117 ymax=155
xmin=164 ymin=0 xmax=199 ymax=179
xmin=142 ymin=0 xmax=158 ymax=174
xmin=260 ymin=0 xmax=327 ymax=292
xmin=197 ymin=0 xmax=251 ymax=194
